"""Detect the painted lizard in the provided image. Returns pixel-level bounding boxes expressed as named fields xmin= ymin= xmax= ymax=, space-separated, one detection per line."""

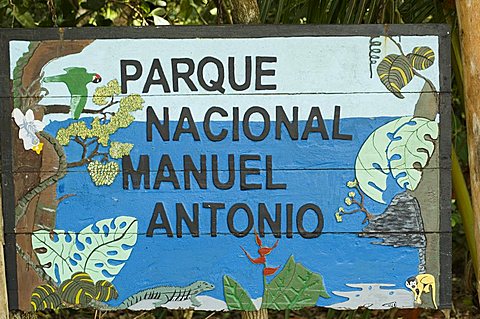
xmin=111 ymin=280 xmax=214 ymax=310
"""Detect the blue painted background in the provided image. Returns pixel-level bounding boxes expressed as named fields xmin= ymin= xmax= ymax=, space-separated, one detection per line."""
xmin=44 ymin=116 xmax=419 ymax=307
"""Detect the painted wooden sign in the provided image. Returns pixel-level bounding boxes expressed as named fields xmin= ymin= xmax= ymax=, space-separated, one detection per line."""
xmin=0 ymin=25 xmax=451 ymax=312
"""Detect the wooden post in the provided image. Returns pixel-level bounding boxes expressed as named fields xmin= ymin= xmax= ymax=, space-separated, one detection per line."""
xmin=0 ymin=187 xmax=10 ymax=318
xmin=229 ymin=0 xmax=260 ymax=24
xmin=456 ymin=0 xmax=480 ymax=303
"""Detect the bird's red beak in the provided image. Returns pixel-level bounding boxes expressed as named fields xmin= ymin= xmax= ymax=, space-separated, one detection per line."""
xmin=93 ymin=74 xmax=102 ymax=83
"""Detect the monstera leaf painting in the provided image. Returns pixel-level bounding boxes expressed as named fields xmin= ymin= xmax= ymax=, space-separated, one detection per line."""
xmin=388 ymin=118 xmax=439 ymax=189
xmin=355 ymin=116 xmax=438 ymax=203
xmin=32 ymin=216 xmax=138 ymax=284
xmin=355 ymin=117 xmax=411 ymax=203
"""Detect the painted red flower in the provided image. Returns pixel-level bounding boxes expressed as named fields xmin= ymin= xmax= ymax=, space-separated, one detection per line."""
xmin=263 ymin=266 xmax=280 ymax=276
xmin=241 ymin=230 xmax=280 ymax=277
xmin=241 ymin=246 xmax=266 ymax=264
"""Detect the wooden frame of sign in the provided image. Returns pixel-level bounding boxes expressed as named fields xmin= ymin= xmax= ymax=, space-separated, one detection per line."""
xmin=0 ymin=25 xmax=450 ymax=311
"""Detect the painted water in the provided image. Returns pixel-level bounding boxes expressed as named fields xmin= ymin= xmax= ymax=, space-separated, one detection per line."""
xmin=331 ymin=284 xmax=414 ymax=309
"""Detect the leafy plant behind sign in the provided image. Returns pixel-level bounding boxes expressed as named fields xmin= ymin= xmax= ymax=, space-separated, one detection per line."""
xmin=355 ymin=116 xmax=438 ymax=204
xmin=32 ymin=216 xmax=138 ymax=284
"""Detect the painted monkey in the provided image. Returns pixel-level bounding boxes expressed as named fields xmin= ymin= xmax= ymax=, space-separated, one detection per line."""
xmin=405 ymin=274 xmax=437 ymax=309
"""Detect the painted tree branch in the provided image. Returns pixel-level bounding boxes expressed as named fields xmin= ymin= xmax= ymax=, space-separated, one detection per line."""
xmin=339 ymin=183 xmax=373 ymax=223
xmin=12 ymin=38 xmax=94 ymax=310
xmin=44 ymin=96 xmax=121 ymax=168
xmin=15 ymin=131 xmax=67 ymax=225
xmin=67 ymin=137 xmax=103 ymax=168
xmin=56 ymin=193 xmax=76 ymax=204
xmin=41 ymin=99 xmax=119 ymax=115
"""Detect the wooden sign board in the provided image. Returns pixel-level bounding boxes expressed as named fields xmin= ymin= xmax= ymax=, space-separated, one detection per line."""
xmin=0 ymin=25 xmax=451 ymax=312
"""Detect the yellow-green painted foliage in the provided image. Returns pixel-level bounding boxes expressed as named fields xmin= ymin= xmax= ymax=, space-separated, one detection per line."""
xmin=56 ymin=80 xmax=144 ymax=146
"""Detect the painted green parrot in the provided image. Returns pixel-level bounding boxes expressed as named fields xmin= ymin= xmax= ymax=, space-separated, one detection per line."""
xmin=43 ymin=67 xmax=102 ymax=119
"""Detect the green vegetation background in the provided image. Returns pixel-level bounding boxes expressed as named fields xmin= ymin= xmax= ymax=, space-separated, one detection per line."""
xmin=2 ymin=0 xmax=473 ymax=318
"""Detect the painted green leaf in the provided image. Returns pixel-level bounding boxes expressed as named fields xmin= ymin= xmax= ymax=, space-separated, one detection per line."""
xmin=262 ymin=256 xmax=329 ymax=310
xmin=407 ymin=46 xmax=435 ymax=70
xmin=31 ymin=284 xmax=62 ymax=311
xmin=82 ymin=0 xmax=106 ymax=11
xmin=355 ymin=117 xmax=412 ymax=203
xmin=377 ymin=54 xmax=414 ymax=98
xmin=223 ymin=275 xmax=256 ymax=311
xmin=355 ymin=117 xmax=438 ymax=203
xmin=387 ymin=117 xmax=438 ymax=190
xmin=32 ymin=216 xmax=138 ymax=284
xmin=59 ymin=272 xmax=96 ymax=306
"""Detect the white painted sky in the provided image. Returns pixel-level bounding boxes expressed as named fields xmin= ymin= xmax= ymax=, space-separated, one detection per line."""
xmin=10 ymin=36 xmax=440 ymax=122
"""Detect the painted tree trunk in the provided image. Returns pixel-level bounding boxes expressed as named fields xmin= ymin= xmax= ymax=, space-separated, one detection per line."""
xmin=456 ymin=0 xmax=480 ymax=304
xmin=13 ymin=40 xmax=92 ymax=309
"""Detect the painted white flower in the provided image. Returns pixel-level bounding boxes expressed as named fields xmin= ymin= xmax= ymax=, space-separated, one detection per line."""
xmin=348 ymin=191 xmax=356 ymax=198
xmin=12 ymin=109 xmax=45 ymax=154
